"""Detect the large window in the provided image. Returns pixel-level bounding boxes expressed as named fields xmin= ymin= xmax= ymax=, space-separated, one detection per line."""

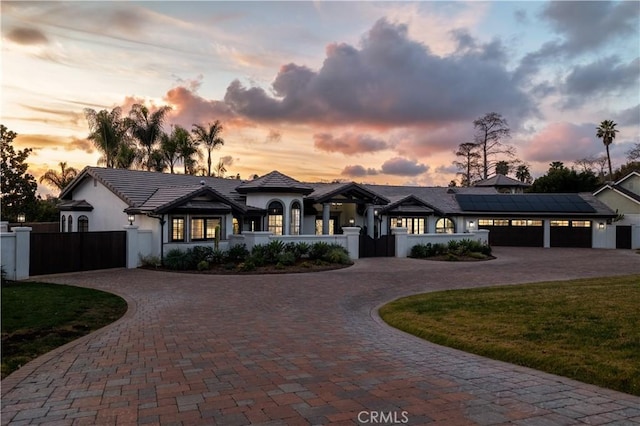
xmin=67 ymin=215 xmax=73 ymax=233
xmin=171 ymin=217 xmax=185 ymax=241
xmin=315 ymin=218 xmax=335 ymax=235
xmin=550 ymin=220 xmax=569 ymax=227
xmin=268 ymin=201 xmax=284 ymax=235
xmin=571 ymin=220 xmax=591 ymax=228
xmin=435 ymin=217 xmax=455 ymax=234
xmin=78 ymin=215 xmax=89 ymax=232
xmin=190 ymin=217 xmax=220 ymax=241
xmin=290 ymin=201 xmax=301 ymax=235
xmin=393 ymin=217 xmax=425 ymax=234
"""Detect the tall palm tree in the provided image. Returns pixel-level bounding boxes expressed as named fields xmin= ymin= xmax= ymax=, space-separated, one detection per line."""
xmin=127 ymin=104 xmax=171 ymax=171
xmin=39 ymin=162 xmax=78 ymax=191
xmin=175 ymin=130 xmax=202 ymax=174
xmin=160 ymin=128 xmax=181 ymax=174
xmin=214 ymin=157 xmax=227 ymax=178
xmin=84 ymin=107 xmax=130 ymax=168
xmin=596 ymin=120 xmax=619 ymax=180
xmin=192 ymin=121 xmax=224 ymax=176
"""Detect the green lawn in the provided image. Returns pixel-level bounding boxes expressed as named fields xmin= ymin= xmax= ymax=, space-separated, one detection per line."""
xmin=1 ymin=281 xmax=127 ymax=379
xmin=379 ymin=275 xmax=640 ymax=396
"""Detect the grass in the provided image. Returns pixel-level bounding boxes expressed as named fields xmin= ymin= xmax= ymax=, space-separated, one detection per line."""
xmin=1 ymin=281 xmax=128 ymax=379
xmin=379 ymin=275 xmax=640 ymax=396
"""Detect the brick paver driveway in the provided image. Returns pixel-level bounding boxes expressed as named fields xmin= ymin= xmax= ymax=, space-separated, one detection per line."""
xmin=2 ymin=248 xmax=640 ymax=425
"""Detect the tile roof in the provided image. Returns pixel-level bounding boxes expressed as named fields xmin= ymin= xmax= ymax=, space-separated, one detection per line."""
xmin=236 ymin=171 xmax=313 ymax=194
xmin=474 ymin=174 xmax=531 ymax=187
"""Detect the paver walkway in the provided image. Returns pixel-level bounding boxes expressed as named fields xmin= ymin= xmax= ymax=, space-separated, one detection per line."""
xmin=2 ymin=248 xmax=640 ymax=425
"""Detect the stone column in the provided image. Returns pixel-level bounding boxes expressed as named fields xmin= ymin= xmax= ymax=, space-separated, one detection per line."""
xmin=13 ymin=226 xmax=32 ymax=280
xmin=366 ymin=205 xmax=375 ymax=238
xmin=124 ymin=225 xmax=139 ymax=268
xmin=341 ymin=226 xmax=360 ymax=260
xmin=543 ymin=219 xmax=551 ymax=248
xmin=392 ymin=227 xmax=408 ymax=258
xmin=322 ymin=203 xmax=331 ymax=235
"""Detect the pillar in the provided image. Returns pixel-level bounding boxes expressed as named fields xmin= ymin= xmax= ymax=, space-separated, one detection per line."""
xmin=392 ymin=227 xmax=408 ymax=258
xmin=322 ymin=203 xmax=330 ymax=235
xmin=543 ymin=219 xmax=551 ymax=248
xmin=366 ymin=205 xmax=375 ymax=238
xmin=13 ymin=226 xmax=32 ymax=280
xmin=124 ymin=225 xmax=139 ymax=268
xmin=342 ymin=226 xmax=360 ymax=260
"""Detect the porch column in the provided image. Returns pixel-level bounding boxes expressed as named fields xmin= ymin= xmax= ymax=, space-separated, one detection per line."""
xmin=124 ymin=225 xmax=139 ymax=269
xmin=543 ymin=219 xmax=551 ymax=248
xmin=366 ymin=205 xmax=375 ymax=237
xmin=322 ymin=203 xmax=331 ymax=235
xmin=13 ymin=226 xmax=32 ymax=280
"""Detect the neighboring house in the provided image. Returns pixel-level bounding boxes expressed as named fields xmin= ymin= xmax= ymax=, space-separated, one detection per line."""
xmin=58 ymin=167 xmax=617 ymax=257
xmin=474 ymin=173 xmax=531 ymax=193
xmin=593 ymin=171 xmax=640 ymax=249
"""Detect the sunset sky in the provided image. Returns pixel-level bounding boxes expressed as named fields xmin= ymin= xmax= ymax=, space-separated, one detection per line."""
xmin=2 ymin=1 xmax=639 ymax=195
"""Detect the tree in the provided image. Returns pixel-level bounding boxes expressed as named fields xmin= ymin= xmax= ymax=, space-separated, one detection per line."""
xmin=84 ymin=107 xmax=131 ymax=168
xmin=128 ymin=104 xmax=171 ymax=171
xmin=39 ymin=162 xmax=78 ymax=191
xmin=627 ymin=143 xmax=640 ymax=161
xmin=160 ymin=127 xmax=184 ymax=174
xmin=1 ymin=125 xmax=38 ymax=221
xmin=192 ymin=121 xmax=224 ymax=177
xmin=473 ymin=112 xmax=514 ymax=179
xmin=175 ymin=130 xmax=201 ymax=174
xmin=495 ymin=160 xmax=510 ymax=176
xmin=515 ymin=164 xmax=532 ymax=184
xmin=214 ymin=157 xmax=227 ymax=178
xmin=453 ymin=142 xmax=481 ymax=187
xmin=596 ymin=120 xmax=619 ymax=180
xmin=574 ymin=156 xmax=608 ymax=182
xmin=529 ymin=162 xmax=599 ymax=193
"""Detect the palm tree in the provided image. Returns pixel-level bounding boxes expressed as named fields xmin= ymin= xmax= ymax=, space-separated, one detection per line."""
xmin=192 ymin=121 xmax=224 ymax=176
xmin=84 ymin=107 xmax=130 ymax=168
xmin=159 ymin=128 xmax=181 ymax=174
xmin=39 ymin=162 xmax=78 ymax=191
xmin=596 ymin=120 xmax=619 ymax=180
xmin=175 ymin=130 xmax=202 ymax=174
xmin=214 ymin=157 xmax=227 ymax=178
xmin=515 ymin=164 xmax=532 ymax=183
xmin=127 ymin=104 xmax=171 ymax=171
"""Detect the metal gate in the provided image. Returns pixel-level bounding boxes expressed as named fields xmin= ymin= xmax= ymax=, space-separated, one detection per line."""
xmin=616 ymin=226 xmax=632 ymax=249
xmin=359 ymin=234 xmax=395 ymax=258
xmin=30 ymin=231 xmax=126 ymax=276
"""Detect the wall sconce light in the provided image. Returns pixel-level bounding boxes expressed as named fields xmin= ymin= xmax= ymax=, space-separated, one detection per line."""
xmin=374 ymin=209 xmax=379 ymax=217
xmin=349 ymin=217 xmax=355 ymax=226
xmin=469 ymin=220 xmax=475 ymax=228
xmin=598 ymin=222 xmax=605 ymax=230
xmin=17 ymin=213 xmax=26 ymax=223
xmin=396 ymin=217 xmax=403 ymax=227
xmin=128 ymin=214 xmax=135 ymax=226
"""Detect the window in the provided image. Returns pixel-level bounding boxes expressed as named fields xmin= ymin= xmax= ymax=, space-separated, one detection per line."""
xmin=67 ymin=215 xmax=73 ymax=233
xmin=190 ymin=217 xmax=220 ymax=240
xmin=61 ymin=215 xmax=66 ymax=232
xmin=493 ymin=219 xmax=510 ymax=226
xmin=78 ymin=215 xmax=89 ymax=232
xmin=571 ymin=220 xmax=591 ymax=228
xmin=315 ymin=218 xmax=335 ymax=235
xmin=478 ymin=219 xmax=493 ymax=226
xmin=511 ymin=219 xmax=542 ymax=227
xmin=290 ymin=201 xmax=301 ymax=235
xmin=232 ymin=218 xmax=240 ymax=234
xmin=268 ymin=201 xmax=284 ymax=235
xmin=435 ymin=217 xmax=455 ymax=234
xmin=550 ymin=220 xmax=569 ymax=227
xmin=171 ymin=217 xmax=185 ymax=241
xmin=393 ymin=217 xmax=425 ymax=234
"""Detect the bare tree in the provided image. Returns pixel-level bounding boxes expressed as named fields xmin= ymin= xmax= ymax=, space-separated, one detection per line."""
xmin=453 ymin=142 xmax=481 ymax=186
xmin=473 ymin=112 xmax=514 ymax=179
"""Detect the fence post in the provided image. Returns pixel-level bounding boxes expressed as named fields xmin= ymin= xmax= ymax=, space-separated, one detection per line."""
xmin=342 ymin=227 xmax=360 ymax=260
xmin=392 ymin=227 xmax=409 ymax=258
xmin=124 ymin=225 xmax=139 ymax=268
xmin=13 ymin=226 xmax=32 ymax=280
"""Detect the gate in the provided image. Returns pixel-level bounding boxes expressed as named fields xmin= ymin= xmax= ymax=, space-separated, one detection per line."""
xmin=359 ymin=234 xmax=395 ymax=258
xmin=30 ymin=231 xmax=126 ymax=276
xmin=616 ymin=226 xmax=632 ymax=249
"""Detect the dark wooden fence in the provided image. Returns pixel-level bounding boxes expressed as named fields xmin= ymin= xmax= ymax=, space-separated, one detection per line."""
xmin=9 ymin=222 xmax=59 ymax=233
xmin=30 ymin=231 xmax=126 ymax=276
xmin=359 ymin=234 xmax=395 ymax=257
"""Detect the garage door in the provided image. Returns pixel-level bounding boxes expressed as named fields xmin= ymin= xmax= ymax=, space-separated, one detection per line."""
xmin=550 ymin=220 xmax=592 ymax=248
xmin=479 ymin=219 xmax=543 ymax=247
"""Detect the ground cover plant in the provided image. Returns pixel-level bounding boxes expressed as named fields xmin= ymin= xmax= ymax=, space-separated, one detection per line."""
xmin=380 ymin=275 xmax=640 ymax=396
xmin=410 ymin=238 xmax=493 ymax=261
xmin=153 ymin=241 xmax=353 ymax=273
xmin=1 ymin=281 xmax=127 ymax=379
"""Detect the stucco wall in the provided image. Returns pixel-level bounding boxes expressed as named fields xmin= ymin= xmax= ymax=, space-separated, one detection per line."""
xmin=596 ymin=189 xmax=640 ymax=214
xmin=68 ymin=178 xmax=130 ymax=231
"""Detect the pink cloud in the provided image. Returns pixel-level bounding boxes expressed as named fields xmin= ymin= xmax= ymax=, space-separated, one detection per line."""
xmin=523 ymin=122 xmax=602 ymax=163
xmin=314 ymin=133 xmax=389 ymax=155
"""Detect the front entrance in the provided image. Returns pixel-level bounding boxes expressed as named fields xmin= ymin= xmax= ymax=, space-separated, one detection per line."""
xmin=359 ymin=234 xmax=395 ymax=257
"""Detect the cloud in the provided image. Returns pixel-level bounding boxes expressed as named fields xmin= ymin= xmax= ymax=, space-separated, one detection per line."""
xmin=380 ymin=157 xmax=429 ymax=176
xmin=561 ymin=57 xmax=640 ymax=108
xmin=313 ymin=133 xmax=389 ymax=155
xmin=163 ymin=85 xmax=240 ymax=129
xmin=341 ymin=165 xmax=379 ymax=177
xmin=522 ymin=122 xmax=602 ymax=163
xmin=615 ymin=104 xmax=640 ymax=127
xmin=5 ymin=27 xmax=49 ymax=45
xmin=265 ymin=129 xmax=282 ymax=143
xmin=223 ymin=18 xmax=534 ymax=127
xmin=219 ymin=155 xmax=235 ymax=166
xmin=13 ymin=134 xmax=94 ymax=153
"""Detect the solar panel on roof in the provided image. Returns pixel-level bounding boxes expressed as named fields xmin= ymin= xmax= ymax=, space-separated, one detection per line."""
xmin=455 ymin=194 xmax=595 ymax=213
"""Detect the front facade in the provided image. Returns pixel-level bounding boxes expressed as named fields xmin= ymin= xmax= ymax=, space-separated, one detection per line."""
xmin=58 ymin=167 xmax=618 ymax=257
xmin=593 ymin=172 xmax=640 ymax=249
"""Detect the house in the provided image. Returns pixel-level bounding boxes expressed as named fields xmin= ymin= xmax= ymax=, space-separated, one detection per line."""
xmin=593 ymin=171 xmax=640 ymax=249
xmin=57 ymin=167 xmax=618 ymax=259
xmin=474 ymin=173 xmax=531 ymax=193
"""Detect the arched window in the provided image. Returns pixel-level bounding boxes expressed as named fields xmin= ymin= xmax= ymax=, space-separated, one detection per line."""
xmin=67 ymin=215 xmax=73 ymax=233
xmin=78 ymin=215 xmax=89 ymax=232
xmin=290 ymin=201 xmax=301 ymax=235
xmin=61 ymin=215 xmax=66 ymax=232
xmin=267 ymin=201 xmax=284 ymax=235
xmin=436 ymin=217 xmax=455 ymax=234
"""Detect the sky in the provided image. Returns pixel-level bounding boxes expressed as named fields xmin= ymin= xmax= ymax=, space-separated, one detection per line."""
xmin=1 ymin=1 xmax=639 ymax=195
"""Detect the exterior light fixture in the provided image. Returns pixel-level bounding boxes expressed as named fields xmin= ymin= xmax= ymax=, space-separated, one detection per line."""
xmin=17 ymin=213 xmax=26 ymax=223
xmin=374 ymin=209 xmax=379 ymax=217
xmin=396 ymin=217 xmax=403 ymax=227
xmin=349 ymin=217 xmax=355 ymax=226
xmin=598 ymin=222 xmax=605 ymax=230
xmin=128 ymin=214 xmax=135 ymax=225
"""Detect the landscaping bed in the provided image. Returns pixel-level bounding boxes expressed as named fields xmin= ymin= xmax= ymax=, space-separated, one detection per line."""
xmin=410 ymin=238 xmax=494 ymax=261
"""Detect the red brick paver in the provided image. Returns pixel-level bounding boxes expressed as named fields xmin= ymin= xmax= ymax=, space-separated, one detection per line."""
xmin=2 ymin=248 xmax=640 ymax=425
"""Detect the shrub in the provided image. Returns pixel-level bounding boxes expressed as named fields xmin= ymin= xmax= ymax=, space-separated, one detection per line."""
xmin=191 ymin=246 xmax=214 ymax=265
xmin=277 ymin=251 xmax=297 ymax=266
xmin=324 ymin=247 xmax=351 ymax=265
xmin=238 ymin=260 xmax=256 ymax=272
xmin=164 ymin=248 xmax=189 ymax=270
xmin=139 ymin=254 xmax=161 ymax=268
xmin=265 ymin=240 xmax=286 ymax=263
xmin=309 ymin=242 xmax=331 ymax=260
xmin=410 ymin=244 xmax=428 ymax=258
xmin=197 ymin=260 xmax=210 ymax=271
xmin=292 ymin=242 xmax=311 ymax=260
xmin=226 ymin=244 xmax=249 ymax=263
xmin=468 ymin=251 xmax=489 ymax=260
xmin=210 ymin=248 xmax=226 ymax=265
